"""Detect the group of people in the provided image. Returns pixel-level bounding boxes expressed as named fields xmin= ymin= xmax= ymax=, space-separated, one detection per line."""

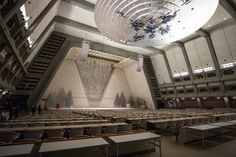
xmin=31 ymin=105 xmax=42 ymax=115
xmin=0 ymin=110 xmax=9 ymax=123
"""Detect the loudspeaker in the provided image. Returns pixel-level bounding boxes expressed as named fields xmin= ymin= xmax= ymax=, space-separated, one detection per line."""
xmin=80 ymin=40 xmax=90 ymax=61
xmin=136 ymin=55 xmax=143 ymax=72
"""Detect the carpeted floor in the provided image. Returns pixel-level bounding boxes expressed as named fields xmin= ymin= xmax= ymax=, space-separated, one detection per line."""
xmin=133 ymin=135 xmax=236 ymax=157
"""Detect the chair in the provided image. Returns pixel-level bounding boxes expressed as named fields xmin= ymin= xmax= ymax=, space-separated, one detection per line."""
xmin=86 ymin=126 xmax=102 ymax=136
xmin=117 ymin=124 xmax=132 ymax=133
xmin=69 ymin=128 xmax=85 ymax=138
xmin=155 ymin=121 xmax=168 ymax=129
xmin=185 ymin=118 xmax=192 ymax=126
xmin=23 ymin=130 xmax=43 ymax=141
xmin=168 ymin=120 xmax=177 ymax=128
xmin=31 ymin=123 xmax=45 ymax=127
xmin=191 ymin=118 xmax=199 ymax=125
xmin=102 ymin=126 xmax=118 ymax=135
xmin=176 ymin=119 xmax=185 ymax=127
xmin=10 ymin=124 xmax=28 ymax=128
xmin=46 ymin=129 xmax=65 ymax=140
xmin=0 ymin=132 xmax=20 ymax=143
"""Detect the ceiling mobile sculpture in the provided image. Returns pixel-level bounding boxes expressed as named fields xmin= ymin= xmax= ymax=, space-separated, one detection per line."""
xmin=94 ymin=0 xmax=219 ymax=46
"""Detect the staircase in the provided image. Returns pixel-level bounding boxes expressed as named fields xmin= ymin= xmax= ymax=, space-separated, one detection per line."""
xmin=16 ymin=32 xmax=70 ymax=106
xmin=143 ymin=56 xmax=161 ymax=109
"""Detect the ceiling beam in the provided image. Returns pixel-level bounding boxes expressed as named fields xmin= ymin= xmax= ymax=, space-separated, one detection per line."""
xmin=0 ymin=55 xmax=14 ymax=73
xmin=55 ymin=16 xmax=100 ymax=34
xmin=0 ymin=16 xmax=27 ymax=73
xmin=63 ymin=0 xmax=95 ymax=12
xmin=17 ymin=0 xmax=58 ymax=50
xmin=220 ymin=0 xmax=236 ymax=20
xmin=160 ymin=51 xmax=174 ymax=84
xmin=172 ymin=41 xmax=198 ymax=94
xmin=3 ymin=0 xmax=27 ymax=23
xmin=24 ymin=17 xmax=55 ymax=63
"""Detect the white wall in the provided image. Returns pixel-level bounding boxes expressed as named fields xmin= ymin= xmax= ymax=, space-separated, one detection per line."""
xmin=166 ymin=46 xmax=188 ymax=75
xmin=151 ymin=54 xmax=171 ymax=84
xmin=41 ymin=59 xmax=89 ymax=108
xmin=185 ymin=37 xmax=214 ymax=70
xmin=123 ymin=62 xmax=155 ymax=109
xmin=41 ymin=58 xmax=154 ymax=109
xmin=211 ymin=24 xmax=236 ymax=64
xmin=101 ymin=68 xmax=131 ymax=108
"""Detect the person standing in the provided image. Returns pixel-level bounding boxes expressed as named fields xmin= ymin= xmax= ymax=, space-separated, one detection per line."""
xmin=38 ymin=104 xmax=42 ymax=115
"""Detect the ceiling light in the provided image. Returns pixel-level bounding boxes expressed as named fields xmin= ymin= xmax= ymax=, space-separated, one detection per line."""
xmin=94 ymin=0 xmax=219 ymax=46
xmin=2 ymin=90 xmax=8 ymax=95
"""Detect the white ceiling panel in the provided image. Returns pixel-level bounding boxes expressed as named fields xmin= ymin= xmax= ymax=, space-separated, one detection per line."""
xmin=58 ymin=1 xmax=97 ymax=28
xmin=151 ymin=54 xmax=171 ymax=84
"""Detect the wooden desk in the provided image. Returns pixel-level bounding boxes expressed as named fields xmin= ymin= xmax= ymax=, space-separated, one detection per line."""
xmin=187 ymin=125 xmax=221 ymax=147
xmin=211 ymin=122 xmax=236 ymax=136
xmin=0 ymin=144 xmax=34 ymax=157
xmin=39 ymin=138 xmax=108 ymax=157
xmin=108 ymin=132 xmax=161 ymax=157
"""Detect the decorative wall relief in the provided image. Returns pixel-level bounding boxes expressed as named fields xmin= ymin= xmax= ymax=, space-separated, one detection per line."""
xmin=77 ymin=58 xmax=114 ymax=101
xmin=65 ymin=90 xmax=74 ymax=108
xmin=120 ymin=92 xmax=127 ymax=107
xmin=114 ymin=93 xmax=120 ymax=107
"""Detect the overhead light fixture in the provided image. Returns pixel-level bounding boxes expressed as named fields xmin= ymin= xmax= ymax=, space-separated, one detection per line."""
xmin=136 ymin=55 xmax=143 ymax=72
xmin=2 ymin=90 xmax=8 ymax=95
xmin=94 ymin=0 xmax=219 ymax=46
xmin=81 ymin=40 xmax=90 ymax=61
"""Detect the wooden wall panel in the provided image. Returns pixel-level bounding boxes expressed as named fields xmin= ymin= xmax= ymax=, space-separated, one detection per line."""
xmin=202 ymin=98 xmax=226 ymax=108
xmin=180 ymin=99 xmax=198 ymax=108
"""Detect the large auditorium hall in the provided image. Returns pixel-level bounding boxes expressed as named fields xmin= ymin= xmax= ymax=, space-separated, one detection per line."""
xmin=0 ymin=0 xmax=236 ymax=157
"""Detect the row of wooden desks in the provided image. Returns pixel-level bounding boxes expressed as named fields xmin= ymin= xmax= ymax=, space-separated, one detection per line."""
xmin=0 ymin=132 xmax=162 ymax=157
xmin=187 ymin=120 xmax=236 ymax=147
xmin=3 ymin=119 xmax=108 ymax=126
xmin=9 ymin=117 xmax=94 ymax=122
xmin=0 ymin=123 xmax=129 ymax=132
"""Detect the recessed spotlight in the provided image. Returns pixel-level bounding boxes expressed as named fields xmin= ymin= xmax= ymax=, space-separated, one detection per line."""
xmin=223 ymin=17 xmax=227 ymax=20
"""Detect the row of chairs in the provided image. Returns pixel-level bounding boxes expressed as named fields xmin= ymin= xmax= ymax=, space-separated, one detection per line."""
xmin=0 ymin=125 xmax=133 ymax=144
